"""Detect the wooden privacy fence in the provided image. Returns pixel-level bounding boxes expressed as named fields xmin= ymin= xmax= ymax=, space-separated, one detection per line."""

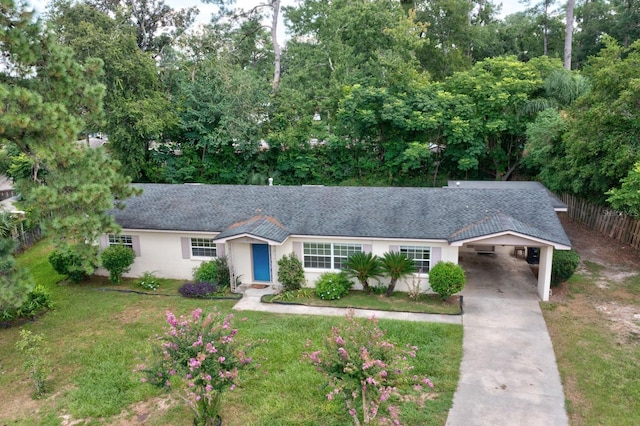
xmin=561 ymin=193 xmax=640 ymax=249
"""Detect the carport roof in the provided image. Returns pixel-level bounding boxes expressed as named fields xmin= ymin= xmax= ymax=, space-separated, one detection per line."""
xmin=446 ymin=180 xmax=567 ymax=211
xmin=111 ymin=183 xmax=571 ymax=247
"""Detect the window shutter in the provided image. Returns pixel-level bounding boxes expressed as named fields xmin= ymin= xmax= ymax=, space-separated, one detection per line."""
xmin=99 ymin=234 xmax=109 ymax=250
xmin=216 ymin=243 xmax=225 ymax=257
xmin=132 ymin=236 xmax=141 ymax=257
xmin=181 ymin=237 xmax=191 ymax=259
xmin=430 ymin=247 xmax=441 ymax=270
xmin=363 ymin=244 xmax=372 ymax=254
xmin=388 ymin=245 xmax=399 ymax=253
xmin=292 ymin=242 xmax=302 ymax=259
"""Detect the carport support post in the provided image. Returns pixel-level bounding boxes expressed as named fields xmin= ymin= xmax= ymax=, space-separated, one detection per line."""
xmin=538 ymin=246 xmax=553 ymax=301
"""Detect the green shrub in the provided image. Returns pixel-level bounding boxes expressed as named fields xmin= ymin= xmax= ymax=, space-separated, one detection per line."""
xmin=137 ymin=271 xmax=160 ymax=291
xmin=551 ymin=249 xmax=580 ymax=286
xmin=277 ymin=252 xmax=305 ymax=291
xmin=48 ymin=249 xmax=89 ymax=283
xmin=215 ymin=256 xmax=231 ymax=288
xmin=315 ymin=272 xmax=353 ymax=300
xmin=193 ymin=260 xmax=218 ymax=284
xmin=101 ymin=245 xmax=135 ymax=284
xmin=272 ymin=288 xmax=315 ymax=302
xmin=429 ymin=261 xmax=466 ymax=300
xmin=0 ymin=285 xmax=53 ymax=322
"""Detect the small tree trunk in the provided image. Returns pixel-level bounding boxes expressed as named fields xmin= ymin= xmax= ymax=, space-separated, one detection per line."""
xmin=385 ymin=278 xmax=397 ymax=297
xmin=271 ymin=0 xmax=281 ymax=91
xmin=564 ymin=0 xmax=575 ymax=69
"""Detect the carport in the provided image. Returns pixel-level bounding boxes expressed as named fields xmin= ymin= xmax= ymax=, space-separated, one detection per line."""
xmin=445 ymin=181 xmax=571 ymax=301
xmin=453 ymin=235 xmax=570 ymax=301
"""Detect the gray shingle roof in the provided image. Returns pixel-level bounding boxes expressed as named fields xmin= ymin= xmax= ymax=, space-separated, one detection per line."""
xmin=111 ymin=184 xmax=571 ymax=247
xmin=447 ymin=180 xmax=567 ymax=211
xmin=214 ymin=215 xmax=290 ymax=243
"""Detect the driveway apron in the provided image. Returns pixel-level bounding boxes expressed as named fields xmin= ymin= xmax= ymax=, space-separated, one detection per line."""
xmin=446 ymin=252 xmax=568 ymax=426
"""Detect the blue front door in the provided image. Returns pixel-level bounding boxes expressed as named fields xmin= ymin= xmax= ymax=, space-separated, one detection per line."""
xmin=252 ymin=244 xmax=271 ymax=282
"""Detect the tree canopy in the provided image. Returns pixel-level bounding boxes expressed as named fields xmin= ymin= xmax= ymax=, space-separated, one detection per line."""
xmin=2 ymin=0 xmax=639 ymax=219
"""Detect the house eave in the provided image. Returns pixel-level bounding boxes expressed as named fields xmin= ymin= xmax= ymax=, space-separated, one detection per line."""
xmin=213 ymin=233 xmax=287 ymax=245
xmin=450 ymin=231 xmax=571 ymax=250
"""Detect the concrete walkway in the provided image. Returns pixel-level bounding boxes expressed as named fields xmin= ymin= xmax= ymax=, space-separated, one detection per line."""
xmin=446 ymin=252 xmax=568 ymax=426
xmin=232 ymin=253 xmax=568 ymax=426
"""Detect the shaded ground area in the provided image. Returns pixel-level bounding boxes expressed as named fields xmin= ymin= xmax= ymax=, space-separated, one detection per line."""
xmin=554 ymin=213 xmax=640 ymax=341
xmin=544 ymin=213 xmax=640 ymax=425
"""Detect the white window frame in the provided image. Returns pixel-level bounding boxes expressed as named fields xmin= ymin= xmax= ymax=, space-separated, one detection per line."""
xmin=303 ymin=242 xmax=362 ymax=270
xmin=190 ymin=238 xmax=217 ymax=258
xmin=400 ymin=245 xmax=431 ymax=273
xmin=108 ymin=234 xmax=133 ymax=249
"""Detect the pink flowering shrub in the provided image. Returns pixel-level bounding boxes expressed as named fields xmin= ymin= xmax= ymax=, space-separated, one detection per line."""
xmin=141 ymin=308 xmax=252 ymax=425
xmin=304 ymin=310 xmax=433 ymax=426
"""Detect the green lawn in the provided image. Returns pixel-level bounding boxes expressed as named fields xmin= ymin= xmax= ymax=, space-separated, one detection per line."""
xmin=264 ymin=291 xmax=463 ymax=315
xmin=0 ymin=241 xmax=463 ymax=425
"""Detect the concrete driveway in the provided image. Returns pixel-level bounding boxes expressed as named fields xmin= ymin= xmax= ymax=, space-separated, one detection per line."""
xmin=446 ymin=251 xmax=568 ymax=426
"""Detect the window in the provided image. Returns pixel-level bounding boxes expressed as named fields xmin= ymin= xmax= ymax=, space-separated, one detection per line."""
xmin=303 ymin=243 xmax=362 ymax=269
xmin=191 ymin=238 xmax=217 ymax=258
xmin=108 ymin=234 xmax=133 ymax=249
xmin=400 ymin=246 xmax=430 ymax=272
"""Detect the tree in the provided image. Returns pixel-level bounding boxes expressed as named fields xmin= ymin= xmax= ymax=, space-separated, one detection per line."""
xmin=441 ymin=56 xmax=559 ymax=180
xmin=343 ymin=252 xmax=383 ymax=293
xmin=0 ymin=213 xmax=34 ymax=311
xmin=380 ymin=251 xmax=416 ymax=297
xmin=206 ymin=0 xmax=282 ymax=90
xmin=1 ymin=0 xmax=138 ymax=275
xmin=606 ymin=162 xmax=640 ymax=218
xmin=88 ymin=0 xmax=198 ymax=55
xmin=541 ymin=37 xmax=640 ymax=202
xmin=47 ymin=0 xmax=177 ymax=181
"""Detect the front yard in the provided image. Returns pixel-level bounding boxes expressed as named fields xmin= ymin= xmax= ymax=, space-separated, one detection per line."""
xmin=0 ymin=241 xmax=463 ymax=425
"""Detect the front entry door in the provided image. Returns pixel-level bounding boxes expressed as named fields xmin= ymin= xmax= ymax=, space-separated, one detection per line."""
xmin=252 ymin=244 xmax=271 ymax=282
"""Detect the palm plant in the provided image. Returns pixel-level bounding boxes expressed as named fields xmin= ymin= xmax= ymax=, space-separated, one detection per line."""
xmin=343 ymin=251 xmax=383 ymax=293
xmin=380 ymin=251 xmax=417 ymax=297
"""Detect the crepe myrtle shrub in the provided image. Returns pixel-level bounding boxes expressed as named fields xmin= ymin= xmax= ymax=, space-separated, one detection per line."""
xmin=48 ymin=248 xmax=90 ymax=283
xmin=551 ymin=249 xmax=580 ymax=286
xmin=100 ymin=244 xmax=136 ymax=284
xmin=304 ymin=310 xmax=434 ymax=425
xmin=179 ymin=282 xmax=218 ymax=299
xmin=138 ymin=308 xmax=253 ymax=425
xmin=315 ymin=271 xmax=353 ymax=300
xmin=277 ymin=252 xmax=305 ymax=291
xmin=428 ymin=261 xmax=466 ymax=300
xmin=15 ymin=329 xmax=51 ymax=398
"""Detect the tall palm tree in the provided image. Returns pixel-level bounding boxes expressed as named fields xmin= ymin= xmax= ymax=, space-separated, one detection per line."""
xmin=343 ymin=251 xmax=383 ymax=293
xmin=380 ymin=251 xmax=417 ymax=297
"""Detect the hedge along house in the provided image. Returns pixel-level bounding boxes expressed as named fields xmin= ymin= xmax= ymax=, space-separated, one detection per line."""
xmin=98 ymin=183 xmax=571 ymax=301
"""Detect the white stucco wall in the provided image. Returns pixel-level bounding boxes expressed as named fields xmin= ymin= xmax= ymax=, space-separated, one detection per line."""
xmin=96 ymin=231 xmax=459 ymax=294
xmin=96 ymin=230 xmax=221 ymax=280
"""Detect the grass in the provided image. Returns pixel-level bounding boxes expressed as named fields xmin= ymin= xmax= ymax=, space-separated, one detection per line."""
xmin=542 ymin=270 xmax=640 ymax=425
xmin=0 ymin=241 xmax=463 ymax=425
xmin=264 ymin=290 xmax=462 ymax=315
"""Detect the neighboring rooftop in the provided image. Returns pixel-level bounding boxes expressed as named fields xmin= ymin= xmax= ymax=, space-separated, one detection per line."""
xmin=446 ymin=180 xmax=567 ymax=212
xmin=111 ymin=184 xmax=571 ymax=247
